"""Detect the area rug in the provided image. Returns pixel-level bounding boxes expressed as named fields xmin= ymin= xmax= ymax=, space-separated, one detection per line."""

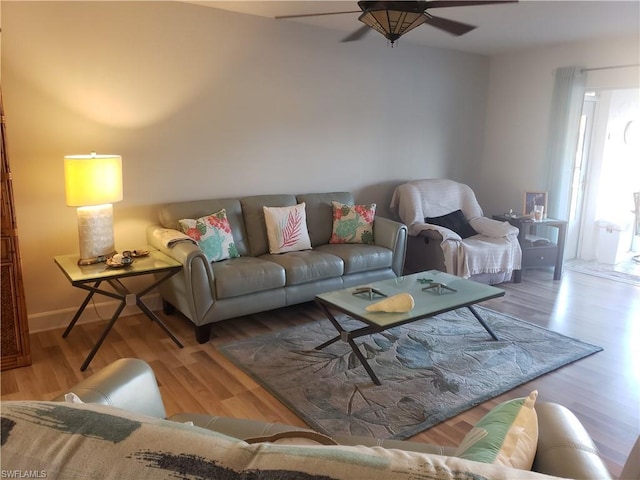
xmin=219 ymin=306 xmax=602 ymax=440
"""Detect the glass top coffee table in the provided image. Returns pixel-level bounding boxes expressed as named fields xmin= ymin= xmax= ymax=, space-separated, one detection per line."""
xmin=315 ymin=270 xmax=505 ymax=385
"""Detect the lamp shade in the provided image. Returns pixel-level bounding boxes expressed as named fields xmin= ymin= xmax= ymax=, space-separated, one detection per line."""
xmin=64 ymin=153 xmax=123 ymax=207
xmin=359 ymin=5 xmax=427 ymax=44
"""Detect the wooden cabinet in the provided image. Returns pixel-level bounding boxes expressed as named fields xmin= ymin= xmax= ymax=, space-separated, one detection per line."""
xmin=1 ymin=93 xmax=31 ymax=370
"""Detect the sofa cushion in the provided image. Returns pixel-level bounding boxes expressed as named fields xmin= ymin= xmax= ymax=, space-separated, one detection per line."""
xmin=455 ymin=390 xmax=539 ymax=470
xmin=316 ymin=244 xmax=392 ymax=274
xmin=297 ymin=192 xmax=354 ymax=246
xmin=211 ymin=257 xmax=285 ymax=299
xmin=0 ymin=401 xmax=557 ymax=480
xmin=330 ymin=201 xmax=376 ymax=244
xmin=260 ymin=250 xmax=344 ymax=286
xmin=263 ymin=203 xmax=312 ymax=254
xmin=241 ymin=195 xmax=297 ymax=257
xmin=178 ymin=209 xmax=240 ymax=262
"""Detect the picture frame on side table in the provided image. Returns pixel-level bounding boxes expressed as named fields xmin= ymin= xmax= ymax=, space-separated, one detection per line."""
xmin=523 ymin=191 xmax=548 ymax=217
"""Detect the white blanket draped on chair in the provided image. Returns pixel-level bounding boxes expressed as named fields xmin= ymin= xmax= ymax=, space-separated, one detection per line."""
xmin=391 ymin=179 xmax=521 ymax=280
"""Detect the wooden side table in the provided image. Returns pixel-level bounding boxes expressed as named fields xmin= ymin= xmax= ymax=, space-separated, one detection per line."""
xmin=493 ymin=215 xmax=568 ymax=282
xmin=55 ymin=249 xmax=183 ymax=371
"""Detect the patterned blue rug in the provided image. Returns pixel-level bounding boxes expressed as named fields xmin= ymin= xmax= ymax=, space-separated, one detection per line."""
xmin=219 ymin=306 xmax=602 ymax=440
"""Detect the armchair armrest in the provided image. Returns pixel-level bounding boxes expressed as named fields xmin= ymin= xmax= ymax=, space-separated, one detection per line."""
xmin=373 ymin=216 xmax=408 ymax=277
xmin=147 ymin=225 xmax=217 ymax=326
xmin=411 ymin=223 xmax=462 ymax=242
xmin=52 ymin=358 xmax=166 ymax=419
xmin=470 ymin=217 xmax=519 ymax=238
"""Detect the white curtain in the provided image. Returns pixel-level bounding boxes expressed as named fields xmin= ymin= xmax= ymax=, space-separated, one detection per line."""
xmin=544 ymin=66 xmax=587 ymax=220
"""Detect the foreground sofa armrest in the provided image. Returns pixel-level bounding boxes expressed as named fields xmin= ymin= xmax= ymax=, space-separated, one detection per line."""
xmin=53 ymin=358 xmax=166 ymax=419
xmin=373 ymin=216 xmax=407 ymax=276
xmin=534 ymin=402 xmax=612 ymax=479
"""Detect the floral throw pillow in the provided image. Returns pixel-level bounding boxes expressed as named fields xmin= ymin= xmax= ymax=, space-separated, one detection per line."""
xmin=330 ymin=201 xmax=376 ymax=244
xmin=263 ymin=203 xmax=312 ymax=254
xmin=178 ymin=209 xmax=239 ymax=262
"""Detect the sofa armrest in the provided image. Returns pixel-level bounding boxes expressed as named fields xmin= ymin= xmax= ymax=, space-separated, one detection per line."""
xmin=373 ymin=216 xmax=408 ymax=277
xmin=52 ymin=358 xmax=167 ymax=419
xmin=147 ymin=225 xmax=217 ymax=325
xmin=533 ymin=402 xmax=612 ymax=479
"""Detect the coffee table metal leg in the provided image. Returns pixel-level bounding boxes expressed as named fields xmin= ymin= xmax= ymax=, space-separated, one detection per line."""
xmin=345 ymin=336 xmax=381 ymax=385
xmin=467 ymin=305 xmax=499 ymax=340
xmin=315 ymin=305 xmax=346 ymax=350
xmin=315 ymin=303 xmax=382 ymax=385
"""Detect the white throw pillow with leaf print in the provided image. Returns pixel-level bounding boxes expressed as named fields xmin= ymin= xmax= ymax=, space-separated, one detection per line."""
xmin=263 ymin=203 xmax=312 ymax=254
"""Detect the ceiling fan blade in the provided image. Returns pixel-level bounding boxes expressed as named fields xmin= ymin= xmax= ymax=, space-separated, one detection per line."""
xmin=425 ymin=0 xmax=517 ymax=8
xmin=341 ymin=25 xmax=371 ymax=43
xmin=275 ymin=10 xmax=360 ymax=20
xmin=423 ymin=14 xmax=476 ymax=36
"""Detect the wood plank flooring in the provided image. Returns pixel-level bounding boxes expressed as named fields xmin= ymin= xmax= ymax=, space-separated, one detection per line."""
xmin=2 ymin=267 xmax=638 ymax=476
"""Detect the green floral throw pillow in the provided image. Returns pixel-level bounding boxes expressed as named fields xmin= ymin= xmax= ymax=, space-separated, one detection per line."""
xmin=178 ymin=209 xmax=239 ymax=262
xmin=330 ymin=201 xmax=376 ymax=244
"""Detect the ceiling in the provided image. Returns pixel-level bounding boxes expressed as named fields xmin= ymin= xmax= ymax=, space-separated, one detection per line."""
xmin=188 ymin=1 xmax=640 ymax=55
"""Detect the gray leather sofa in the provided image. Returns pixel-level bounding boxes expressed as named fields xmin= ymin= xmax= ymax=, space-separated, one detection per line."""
xmin=147 ymin=192 xmax=407 ymax=343
xmin=39 ymin=358 xmax=637 ymax=480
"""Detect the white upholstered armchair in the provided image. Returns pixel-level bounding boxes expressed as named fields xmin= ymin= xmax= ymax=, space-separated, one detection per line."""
xmin=391 ymin=179 xmax=522 ymax=284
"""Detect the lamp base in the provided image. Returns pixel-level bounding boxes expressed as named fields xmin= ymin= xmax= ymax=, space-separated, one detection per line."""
xmin=77 ymin=204 xmax=116 ymax=265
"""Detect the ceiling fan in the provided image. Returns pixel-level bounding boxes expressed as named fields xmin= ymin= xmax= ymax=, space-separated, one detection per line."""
xmin=276 ymin=1 xmax=517 ymax=46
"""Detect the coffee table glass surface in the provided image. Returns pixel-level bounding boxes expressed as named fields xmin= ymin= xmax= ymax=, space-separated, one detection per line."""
xmin=315 ymin=270 xmax=505 ymax=385
xmin=316 ymin=270 xmax=504 ymax=328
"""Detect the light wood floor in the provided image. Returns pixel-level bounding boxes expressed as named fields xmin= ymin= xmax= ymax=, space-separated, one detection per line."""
xmin=2 ymin=267 xmax=638 ymax=476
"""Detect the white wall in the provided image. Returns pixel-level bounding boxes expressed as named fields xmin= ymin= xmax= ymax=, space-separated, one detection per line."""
xmin=477 ymin=36 xmax=640 ymax=217
xmin=2 ymin=1 xmax=490 ymax=331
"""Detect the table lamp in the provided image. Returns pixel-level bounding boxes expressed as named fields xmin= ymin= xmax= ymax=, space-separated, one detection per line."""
xmin=64 ymin=152 xmax=123 ymax=265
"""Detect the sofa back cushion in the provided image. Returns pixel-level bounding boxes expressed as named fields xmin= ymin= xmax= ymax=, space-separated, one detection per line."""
xmin=297 ymin=192 xmax=353 ymax=246
xmin=158 ymin=198 xmax=249 ymax=256
xmin=240 ymin=195 xmax=297 ymax=257
xmin=0 ymin=401 xmax=557 ymax=480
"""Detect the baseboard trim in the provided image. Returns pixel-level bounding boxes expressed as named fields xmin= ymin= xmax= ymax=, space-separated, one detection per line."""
xmin=28 ymin=294 xmax=163 ymax=333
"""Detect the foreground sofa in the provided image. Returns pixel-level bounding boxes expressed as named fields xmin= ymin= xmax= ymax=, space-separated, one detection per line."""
xmin=2 ymin=358 xmax=634 ymax=480
xmin=147 ymin=192 xmax=407 ymax=343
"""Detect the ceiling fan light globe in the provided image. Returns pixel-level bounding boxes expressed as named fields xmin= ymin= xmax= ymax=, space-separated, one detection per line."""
xmin=358 ymin=2 xmax=427 ymax=44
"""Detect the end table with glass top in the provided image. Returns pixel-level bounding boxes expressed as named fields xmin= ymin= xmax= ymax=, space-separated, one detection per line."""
xmin=54 ymin=249 xmax=183 ymax=371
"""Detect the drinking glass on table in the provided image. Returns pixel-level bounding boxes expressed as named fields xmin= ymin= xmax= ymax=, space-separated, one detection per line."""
xmin=533 ymin=205 xmax=544 ymax=221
